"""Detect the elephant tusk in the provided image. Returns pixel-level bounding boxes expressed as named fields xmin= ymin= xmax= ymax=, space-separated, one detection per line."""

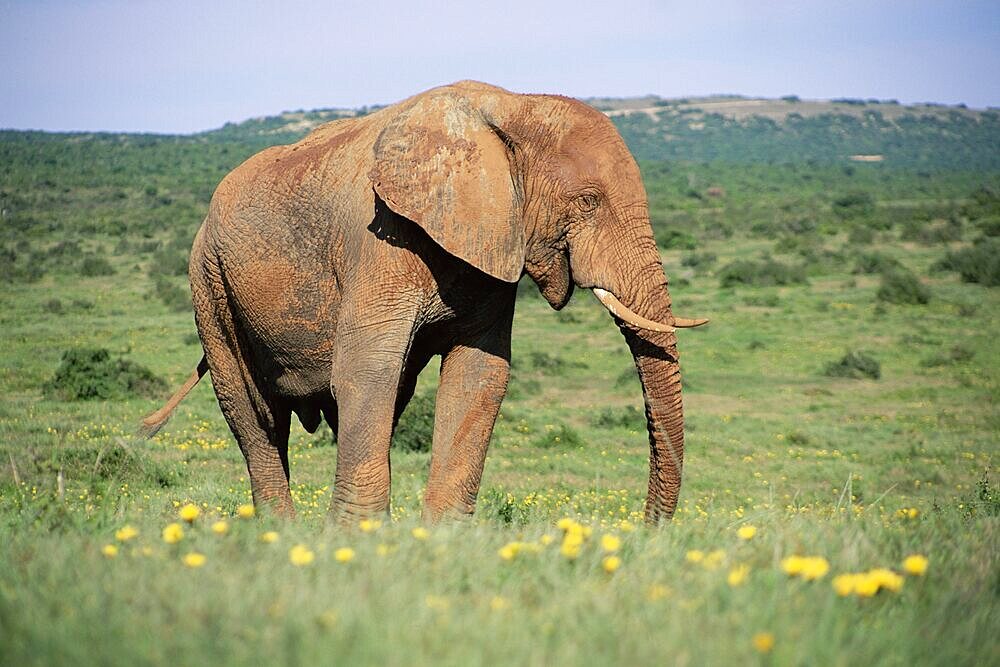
xmin=592 ymin=288 xmax=676 ymax=333
xmin=672 ymin=316 xmax=710 ymax=328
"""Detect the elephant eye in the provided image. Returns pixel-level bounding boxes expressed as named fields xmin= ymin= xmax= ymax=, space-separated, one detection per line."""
xmin=576 ymin=193 xmax=600 ymax=213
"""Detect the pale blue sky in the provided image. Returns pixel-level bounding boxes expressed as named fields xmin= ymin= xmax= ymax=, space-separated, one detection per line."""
xmin=2 ymin=0 xmax=998 ymax=133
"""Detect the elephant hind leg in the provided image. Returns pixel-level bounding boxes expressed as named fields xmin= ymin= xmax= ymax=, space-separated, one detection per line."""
xmin=192 ymin=262 xmax=295 ymax=517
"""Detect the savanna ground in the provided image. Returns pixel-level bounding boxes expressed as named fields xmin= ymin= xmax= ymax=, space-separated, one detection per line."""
xmin=1 ymin=130 xmax=998 ymax=665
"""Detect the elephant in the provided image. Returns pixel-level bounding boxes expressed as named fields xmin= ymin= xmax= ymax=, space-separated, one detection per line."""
xmin=140 ymin=80 xmax=707 ymax=523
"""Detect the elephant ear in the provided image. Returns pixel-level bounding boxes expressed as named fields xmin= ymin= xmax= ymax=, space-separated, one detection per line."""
xmin=369 ymin=91 xmax=524 ymax=283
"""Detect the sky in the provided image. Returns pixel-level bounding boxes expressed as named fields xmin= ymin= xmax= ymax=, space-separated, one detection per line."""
xmin=1 ymin=0 xmax=998 ymax=134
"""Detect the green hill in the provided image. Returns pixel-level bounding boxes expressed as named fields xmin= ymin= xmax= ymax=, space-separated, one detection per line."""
xmin=196 ymin=95 xmax=1000 ymax=170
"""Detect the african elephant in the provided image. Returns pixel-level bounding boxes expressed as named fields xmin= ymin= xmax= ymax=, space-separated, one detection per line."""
xmin=141 ymin=81 xmax=707 ymax=523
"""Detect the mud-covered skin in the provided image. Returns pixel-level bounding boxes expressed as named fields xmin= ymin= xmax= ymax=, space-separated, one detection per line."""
xmin=180 ymin=81 xmax=692 ymax=522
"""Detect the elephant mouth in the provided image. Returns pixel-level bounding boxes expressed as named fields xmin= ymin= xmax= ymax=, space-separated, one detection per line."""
xmin=591 ymin=288 xmax=709 ymax=333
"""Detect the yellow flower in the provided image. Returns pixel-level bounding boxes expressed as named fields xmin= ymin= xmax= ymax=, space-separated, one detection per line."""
xmin=703 ymin=549 xmax=725 ymax=571
xmin=854 ymin=575 xmax=881 ymax=597
xmin=289 ymin=544 xmax=315 ymax=566
xmin=539 ymin=534 xmax=555 ymax=546
xmin=867 ymin=568 xmax=904 ymax=593
xmin=902 ymin=554 xmax=928 ymax=576
xmin=115 ymin=525 xmax=139 ymax=542
xmin=334 ymin=547 xmax=355 ymax=563
xmin=260 ymin=531 xmax=279 ymax=544
xmin=800 ymin=557 xmax=830 ymax=581
xmin=489 ymin=596 xmax=510 ymax=611
xmin=499 ymin=544 xmax=518 ymax=561
xmin=560 ymin=539 xmax=582 ymax=560
xmin=737 ymin=525 xmax=757 ymax=541
xmin=102 ymin=544 xmax=119 ymax=558
xmin=375 ymin=543 xmax=391 ymax=557
xmin=752 ymin=632 xmax=775 ymax=654
xmin=619 ymin=520 xmax=636 ymax=533
xmin=182 ymin=552 xmax=206 ymax=568
xmin=647 ymin=584 xmax=671 ymax=601
xmin=178 ymin=503 xmax=200 ymax=523
xmin=162 ymin=522 xmax=184 ymax=544
xmin=781 ymin=555 xmax=805 ymax=576
xmin=359 ymin=519 xmax=382 ymax=533
xmin=318 ymin=610 xmax=338 ymax=629
xmin=237 ymin=504 xmax=255 ymax=519
xmin=411 ymin=527 xmax=429 ymax=541
xmin=557 ymin=517 xmax=577 ymax=532
xmin=727 ymin=564 xmax=750 ymax=587
xmin=685 ymin=549 xmax=705 ymax=564
xmin=140 ymin=546 xmax=154 ymax=557
xmin=832 ymin=573 xmax=860 ymax=597
xmin=602 ymin=555 xmax=621 ymax=573
xmin=600 ymin=534 xmax=621 ymax=553
xmin=211 ymin=520 xmax=229 ymax=535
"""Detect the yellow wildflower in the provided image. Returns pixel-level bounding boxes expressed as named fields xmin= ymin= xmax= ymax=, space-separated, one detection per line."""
xmin=560 ymin=538 xmax=582 ymax=560
xmin=237 ymin=504 xmax=255 ymax=519
xmin=737 ymin=525 xmax=757 ymax=541
xmin=359 ymin=519 xmax=381 ymax=533
xmin=602 ymin=555 xmax=621 ymax=573
xmin=902 ymin=554 xmax=928 ymax=576
xmin=619 ymin=520 xmax=636 ymax=533
xmin=752 ymin=632 xmax=775 ymax=654
xmin=178 ymin=503 xmax=200 ymax=523
xmin=647 ymin=584 xmax=671 ymax=601
xmin=727 ymin=564 xmax=750 ymax=587
xmin=115 ymin=525 xmax=139 ymax=542
xmin=854 ymin=575 xmax=881 ymax=597
xmin=489 ymin=596 xmax=510 ymax=611
xmin=182 ymin=552 xmax=206 ymax=568
xmin=832 ymin=573 xmax=860 ymax=597
xmin=375 ymin=543 xmax=391 ymax=557
xmin=102 ymin=544 xmax=119 ymax=558
xmin=289 ymin=544 xmax=315 ymax=566
xmin=781 ymin=555 xmax=805 ymax=575
xmin=703 ymin=549 xmax=725 ymax=571
xmin=162 ymin=522 xmax=184 ymax=544
xmin=260 ymin=531 xmax=279 ymax=544
xmin=556 ymin=517 xmax=577 ymax=532
xmin=499 ymin=543 xmax=518 ymax=561
xmin=539 ymin=534 xmax=555 ymax=546
xmin=411 ymin=527 xmax=429 ymax=541
xmin=800 ymin=557 xmax=830 ymax=581
xmin=211 ymin=520 xmax=229 ymax=535
xmin=867 ymin=568 xmax=904 ymax=592
xmin=334 ymin=547 xmax=355 ymax=563
xmin=685 ymin=549 xmax=705 ymax=564
xmin=600 ymin=534 xmax=621 ymax=553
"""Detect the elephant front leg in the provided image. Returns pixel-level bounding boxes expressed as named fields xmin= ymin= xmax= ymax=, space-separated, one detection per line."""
xmin=329 ymin=300 xmax=419 ymax=524
xmin=423 ymin=334 xmax=511 ymax=521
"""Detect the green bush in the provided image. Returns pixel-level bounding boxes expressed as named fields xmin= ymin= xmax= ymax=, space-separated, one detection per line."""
xmin=832 ymin=191 xmax=875 ymax=219
xmin=152 ymin=276 xmax=191 ymax=312
xmin=877 ymin=269 xmax=931 ymax=304
xmin=44 ymin=348 xmax=167 ymax=401
xmin=79 ymin=255 xmax=116 ymax=277
xmin=681 ymin=251 xmax=717 ymax=270
xmin=823 ymin=351 xmax=881 ymax=380
xmin=934 ymin=238 xmax=1000 ymax=286
xmin=590 ymin=405 xmax=644 ymax=430
xmin=718 ymin=259 xmax=807 ymax=288
xmin=532 ymin=423 xmax=583 ymax=449
xmin=852 ymin=252 xmax=901 ymax=275
xmin=847 ymin=225 xmax=875 ymax=245
xmin=394 ymin=392 xmax=435 ymax=453
xmin=921 ymin=344 xmax=974 ymax=368
xmin=655 ymin=228 xmax=698 ymax=250
xmin=148 ymin=249 xmax=189 ymax=277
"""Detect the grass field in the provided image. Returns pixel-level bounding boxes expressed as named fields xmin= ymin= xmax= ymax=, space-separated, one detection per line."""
xmin=1 ymin=138 xmax=998 ymax=664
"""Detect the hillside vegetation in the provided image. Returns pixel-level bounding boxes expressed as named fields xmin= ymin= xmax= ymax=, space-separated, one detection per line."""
xmin=0 ymin=95 xmax=997 ymax=665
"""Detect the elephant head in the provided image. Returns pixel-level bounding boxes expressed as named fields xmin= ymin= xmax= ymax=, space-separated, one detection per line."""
xmin=370 ymin=81 xmax=706 ymax=521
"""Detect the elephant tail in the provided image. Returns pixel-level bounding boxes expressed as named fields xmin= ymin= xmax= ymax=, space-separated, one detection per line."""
xmin=138 ymin=356 xmax=209 ymax=439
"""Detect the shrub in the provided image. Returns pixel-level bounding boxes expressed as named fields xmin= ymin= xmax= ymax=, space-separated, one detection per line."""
xmin=852 ymin=252 xmax=901 ymax=275
xmin=832 ymin=191 xmax=875 ymax=219
xmin=718 ymin=259 xmax=807 ymax=288
xmin=393 ymin=392 xmax=435 ymax=453
xmin=79 ymin=255 xmax=116 ymax=277
xmin=681 ymin=251 xmax=717 ymax=270
xmin=655 ymin=228 xmax=698 ymax=250
xmin=847 ymin=226 xmax=875 ymax=245
xmin=532 ymin=423 xmax=583 ymax=449
xmin=152 ymin=276 xmax=191 ymax=312
xmin=934 ymin=238 xmax=1000 ymax=286
xmin=823 ymin=351 xmax=881 ymax=380
xmin=920 ymin=344 xmax=974 ymax=367
xmin=44 ymin=348 xmax=167 ymax=400
xmin=590 ymin=405 xmax=644 ymax=430
xmin=43 ymin=298 xmax=64 ymax=314
xmin=147 ymin=249 xmax=189 ymax=277
xmin=877 ymin=269 xmax=931 ymax=305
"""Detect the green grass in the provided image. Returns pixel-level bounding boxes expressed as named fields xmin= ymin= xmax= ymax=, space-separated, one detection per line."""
xmin=0 ymin=134 xmax=998 ymax=664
